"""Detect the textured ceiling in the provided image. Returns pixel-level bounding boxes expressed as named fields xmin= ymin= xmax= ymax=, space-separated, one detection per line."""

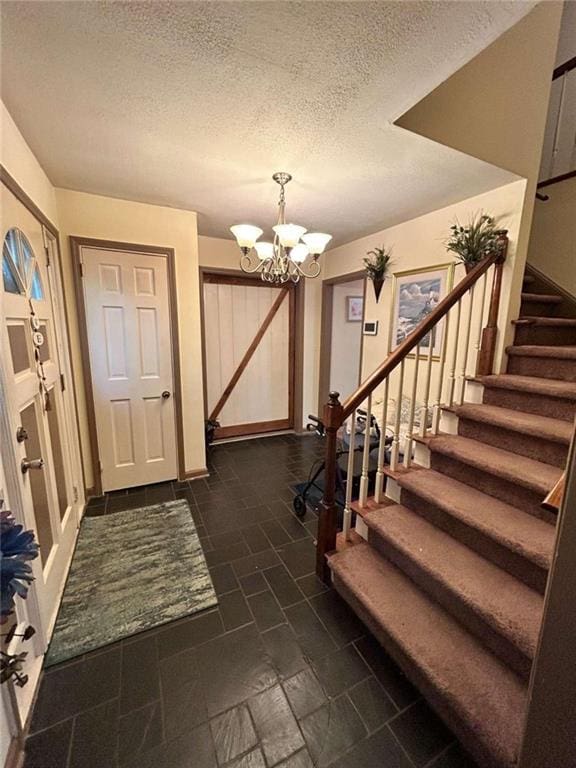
xmin=0 ymin=1 xmax=532 ymax=244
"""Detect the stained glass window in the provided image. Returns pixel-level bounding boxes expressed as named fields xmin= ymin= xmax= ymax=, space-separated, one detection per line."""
xmin=2 ymin=228 xmax=44 ymax=299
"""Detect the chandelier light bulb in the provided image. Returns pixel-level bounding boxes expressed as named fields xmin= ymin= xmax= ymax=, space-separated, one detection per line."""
xmin=230 ymin=224 xmax=263 ymax=249
xmin=272 ymin=224 xmax=307 ymax=248
xmin=290 ymin=243 xmax=309 ymax=263
xmin=301 ymin=232 xmax=332 ymax=255
xmin=254 ymin=241 xmax=274 ymax=259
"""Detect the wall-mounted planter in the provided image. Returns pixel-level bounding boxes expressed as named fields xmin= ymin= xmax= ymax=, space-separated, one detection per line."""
xmin=371 ymin=277 xmax=385 ymax=302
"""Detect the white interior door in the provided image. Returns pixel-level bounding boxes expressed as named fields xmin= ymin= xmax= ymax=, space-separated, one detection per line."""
xmin=203 ymin=277 xmax=292 ymax=438
xmin=1 ymin=185 xmax=82 ymax=720
xmin=81 ymin=246 xmax=177 ymax=491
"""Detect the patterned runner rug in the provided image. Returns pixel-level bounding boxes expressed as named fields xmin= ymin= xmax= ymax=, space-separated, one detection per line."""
xmin=45 ymin=499 xmax=217 ymax=666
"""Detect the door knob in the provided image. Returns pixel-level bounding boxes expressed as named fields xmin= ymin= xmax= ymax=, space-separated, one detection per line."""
xmin=21 ymin=457 xmax=44 ymax=474
xmin=161 ymin=391 xmax=171 ymax=400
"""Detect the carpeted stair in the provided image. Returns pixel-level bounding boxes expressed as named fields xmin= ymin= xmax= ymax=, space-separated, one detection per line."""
xmin=328 ymin=269 xmax=575 ymax=767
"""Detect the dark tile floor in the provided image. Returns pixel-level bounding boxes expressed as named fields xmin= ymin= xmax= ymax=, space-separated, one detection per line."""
xmin=24 ymin=434 xmax=477 ymax=768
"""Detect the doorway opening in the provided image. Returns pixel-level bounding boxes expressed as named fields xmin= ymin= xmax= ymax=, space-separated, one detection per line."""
xmin=318 ymin=272 xmax=366 ymax=412
xmin=200 ymin=270 xmax=303 ymax=441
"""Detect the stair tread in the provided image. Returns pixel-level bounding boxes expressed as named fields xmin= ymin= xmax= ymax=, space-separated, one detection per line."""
xmin=365 ymin=504 xmax=542 ymax=658
xmin=447 ymin=403 xmax=572 ymax=444
xmin=329 ymin=543 xmax=526 ymax=768
xmin=479 ymin=374 xmax=576 ymax=400
xmin=515 ymin=316 xmax=576 ymax=326
xmin=506 ymin=344 xmax=576 ymax=359
xmin=426 ymin=434 xmax=562 ymax=496
xmin=396 ymin=468 xmax=555 ymax=569
xmin=521 ymin=292 xmax=563 ymax=303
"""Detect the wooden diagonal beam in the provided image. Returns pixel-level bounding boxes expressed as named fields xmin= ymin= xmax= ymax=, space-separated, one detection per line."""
xmin=209 ymin=287 xmax=289 ymax=421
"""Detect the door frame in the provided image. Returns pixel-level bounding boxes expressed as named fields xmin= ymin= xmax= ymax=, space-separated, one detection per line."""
xmin=318 ymin=270 xmax=367 ymax=415
xmin=71 ymin=237 xmax=184 ymax=496
xmin=199 ymin=267 xmax=304 ymax=439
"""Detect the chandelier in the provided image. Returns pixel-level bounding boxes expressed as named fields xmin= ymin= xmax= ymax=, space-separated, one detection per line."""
xmin=230 ymin=172 xmax=332 ymax=284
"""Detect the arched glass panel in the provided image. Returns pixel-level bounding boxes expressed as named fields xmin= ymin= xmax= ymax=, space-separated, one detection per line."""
xmin=2 ymin=227 xmax=44 ymax=299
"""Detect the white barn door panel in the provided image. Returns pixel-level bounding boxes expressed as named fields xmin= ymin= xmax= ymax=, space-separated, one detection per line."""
xmin=82 ymin=247 xmax=177 ymax=491
xmin=204 ymin=277 xmax=293 ymax=438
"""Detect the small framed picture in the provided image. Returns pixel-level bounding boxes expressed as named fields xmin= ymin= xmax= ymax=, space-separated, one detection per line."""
xmin=389 ymin=263 xmax=454 ymax=358
xmin=346 ymin=295 xmax=363 ymax=322
xmin=363 ymin=320 xmax=378 ymax=336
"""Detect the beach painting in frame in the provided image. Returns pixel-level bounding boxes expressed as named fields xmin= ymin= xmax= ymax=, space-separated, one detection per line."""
xmin=390 ymin=264 xmax=453 ymax=358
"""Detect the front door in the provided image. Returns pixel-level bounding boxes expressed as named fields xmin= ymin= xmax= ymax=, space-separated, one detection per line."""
xmin=203 ymin=274 xmax=294 ymax=439
xmin=1 ymin=184 xmax=82 ymax=718
xmin=80 ymin=245 xmax=177 ymax=491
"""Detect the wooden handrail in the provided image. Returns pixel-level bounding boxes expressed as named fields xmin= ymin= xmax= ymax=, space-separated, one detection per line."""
xmin=342 ymin=232 xmax=508 ymax=420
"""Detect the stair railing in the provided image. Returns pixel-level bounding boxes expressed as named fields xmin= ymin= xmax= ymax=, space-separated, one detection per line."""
xmin=316 ymin=232 xmax=509 ymax=580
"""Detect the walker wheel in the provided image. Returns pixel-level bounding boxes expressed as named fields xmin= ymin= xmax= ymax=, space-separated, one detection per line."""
xmin=293 ymin=495 xmax=306 ymax=518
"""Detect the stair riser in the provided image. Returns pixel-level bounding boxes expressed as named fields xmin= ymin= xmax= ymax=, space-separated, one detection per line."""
xmin=399 ymin=488 xmax=548 ymax=594
xmin=507 ymin=355 xmax=576 ymax=382
xmin=429 ymin=452 xmax=555 ymax=523
xmin=513 ymin=325 xmax=576 ymax=346
xmin=519 ymin=301 xmax=561 ymax=318
xmin=367 ymin=526 xmax=533 ymax=680
xmin=331 ymin=574 xmax=513 ymax=768
xmin=483 ymin=386 xmax=576 ymax=422
xmin=457 ymin=418 xmax=568 ymax=468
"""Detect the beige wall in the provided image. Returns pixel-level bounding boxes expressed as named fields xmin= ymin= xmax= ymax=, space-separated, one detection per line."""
xmin=528 ymin=178 xmax=576 ymax=297
xmin=395 ymin=1 xmax=561 ymax=371
xmin=322 ymin=180 xmax=528 ymax=385
xmin=1 ymin=101 xmax=59 ymax=227
xmin=56 ymin=190 xmax=205 ymax=487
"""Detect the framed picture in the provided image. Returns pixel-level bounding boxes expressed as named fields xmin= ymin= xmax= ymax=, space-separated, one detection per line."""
xmin=346 ymin=295 xmax=363 ymax=322
xmin=389 ymin=263 xmax=454 ymax=358
xmin=363 ymin=320 xmax=379 ymax=336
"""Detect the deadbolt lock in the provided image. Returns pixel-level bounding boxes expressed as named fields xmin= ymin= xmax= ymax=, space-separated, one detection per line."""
xmin=16 ymin=426 xmax=29 ymax=443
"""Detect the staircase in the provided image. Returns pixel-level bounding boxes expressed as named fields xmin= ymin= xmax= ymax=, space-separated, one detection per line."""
xmin=321 ymin=262 xmax=575 ymax=768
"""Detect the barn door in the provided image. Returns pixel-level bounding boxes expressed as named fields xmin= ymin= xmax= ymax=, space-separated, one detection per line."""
xmin=203 ymin=274 xmax=294 ymax=439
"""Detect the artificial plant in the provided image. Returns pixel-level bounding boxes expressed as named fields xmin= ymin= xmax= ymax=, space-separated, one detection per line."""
xmin=445 ymin=212 xmax=500 ymax=269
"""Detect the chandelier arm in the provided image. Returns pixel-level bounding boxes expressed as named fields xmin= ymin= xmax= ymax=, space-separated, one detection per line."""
xmin=240 ymin=252 xmax=266 ymax=274
xmin=292 ymin=259 xmax=321 ymax=279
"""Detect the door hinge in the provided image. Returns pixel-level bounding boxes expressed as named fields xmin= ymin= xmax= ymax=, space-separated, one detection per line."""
xmin=60 ymin=373 xmax=66 ymax=391
xmin=79 ymin=261 xmax=85 ymax=278
xmin=99 ymin=461 xmax=103 ymax=474
xmin=44 ymin=245 xmax=50 ymax=267
xmin=73 ymin=486 xmax=79 ymax=503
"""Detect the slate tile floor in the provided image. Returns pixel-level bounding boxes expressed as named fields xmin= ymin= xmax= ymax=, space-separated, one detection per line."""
xmin=24 ymin=434 xmax=477 ymax=768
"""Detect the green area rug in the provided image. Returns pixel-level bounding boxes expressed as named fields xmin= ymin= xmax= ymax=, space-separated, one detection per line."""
xmin=45 ymin=500 xmax=217 ymax=667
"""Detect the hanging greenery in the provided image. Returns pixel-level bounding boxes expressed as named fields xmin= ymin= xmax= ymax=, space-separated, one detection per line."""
xmin=364 ymin=246 xmax=392 ymax=302
xmin=445 ymin=212 xmax=501 ymax=267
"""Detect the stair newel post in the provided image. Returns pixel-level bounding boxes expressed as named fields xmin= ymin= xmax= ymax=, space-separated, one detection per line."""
xmin=316 ymin=391 xmax=344 ymax=582
xmin=476 ymin=231 xmax=508 ymax=377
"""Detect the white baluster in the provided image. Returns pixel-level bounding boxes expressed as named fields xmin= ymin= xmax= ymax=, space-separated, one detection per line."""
xmin=432 ymin=310 xmax=451 ymax=434
xmin=390 ymin=361 xmax=405 ymax=471
xmin=459 ymin=285 xmax=476 ymax=404
xmin=447 ymin=299 xmax=462 ymax=407
xmin=403 ymin=344 xmax=420 ymax=468
xmin=359 ymin=394 xmax=372 ymax=506
xmin=420 ymin=331 xmax=434 ymax=437
xmin=343 ymin=410 xmax=356 ymax=540
xmin=374 ymin=378 xmax=389 ymax=502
